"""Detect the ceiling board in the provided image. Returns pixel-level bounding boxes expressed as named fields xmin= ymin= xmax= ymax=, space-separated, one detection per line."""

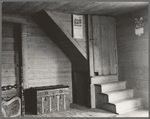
xmin=23 ymin=2 xmax=46 ymax=16
xmin=93 ymin=2 xmax=131 ymax=15
xmin=74 ymin=2 xmax=106 ymax=13
xmin=2 ymin=2 xmax=25 ymax=14
xmin=95 ymin=2 xmax=148 ymax=16
xmin=2 ymin=2 xmax=148 ymax=17
xmin=75 ymin=2 xmax=110 ymax=14
xmin=54 ymin=2 xmax=85 ymax=13
xmin=61 ymin=2 xmax=95 ymax=14
xmin=2 ymin=2 xmax=10 ymax=10
xmin=13 ymin=2 xmax=44 ymax=15
xmin=25 ymin=2 xmax=68 ymax=16
xmin=4 ymin=2 xmax=27 ymax=15
xmin=44 ymin=2 xmax=69 ymax=11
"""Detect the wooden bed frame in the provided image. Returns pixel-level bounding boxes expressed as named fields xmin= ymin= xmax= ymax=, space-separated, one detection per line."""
xmin=1 ymin=85 xmax=21 ymax=117
xmin=1 ymin=96 xmax=21 ymax=117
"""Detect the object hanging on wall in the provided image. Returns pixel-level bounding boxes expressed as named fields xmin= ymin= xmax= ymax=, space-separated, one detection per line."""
xmin=73 ymin=14 xmax=83 ymax=39
xmin=135 ymin=17 xmax=144 ymax=36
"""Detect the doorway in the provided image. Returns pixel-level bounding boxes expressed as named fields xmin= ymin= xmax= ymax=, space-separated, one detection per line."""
xmin=91 ymin=15 xmax=117 ymax=76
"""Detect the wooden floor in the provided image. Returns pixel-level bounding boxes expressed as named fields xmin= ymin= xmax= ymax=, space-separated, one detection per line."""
xmin=24 ymin=103 xmax=149 ymax=117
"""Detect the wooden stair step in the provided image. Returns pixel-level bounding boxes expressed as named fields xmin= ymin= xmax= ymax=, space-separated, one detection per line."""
xmin=104 ymin=89 xmax=134 ymax=102
xmin=95 ymin=81 xmax=126 ymax=92
xmin=102 ymin=97 xmax=142 ymax=114
xmin=91 ymin=75 xmax=118 ymax=84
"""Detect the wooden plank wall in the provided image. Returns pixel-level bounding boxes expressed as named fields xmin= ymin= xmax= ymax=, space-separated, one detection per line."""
xmin=52 ymin=11 xmax=87 ymax=54
xmin=26 ymin=18 xmax=72 ymax=103
xmin=92 ymin=16 xmax=117 ymax=76
xmin=116 ymin=7 xmax=148 ymax=108
xmin=2 ymin=16 xmax=73 ymax=103
xmin=2 ymin=22 xmax=17 ymax=99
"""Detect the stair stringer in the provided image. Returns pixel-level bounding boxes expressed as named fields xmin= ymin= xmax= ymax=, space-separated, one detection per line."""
xmin=90 ymin=75 xmax=118 ymax=108
xmin=32 ymin=10 xmax=88 ymax=70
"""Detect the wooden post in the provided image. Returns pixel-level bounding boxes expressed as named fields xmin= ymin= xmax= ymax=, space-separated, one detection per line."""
xmin=90 ymin=84 xmax=95 ymax=108
xmin=21 ymin=24 xmax=28 ymax=116
xmin=85 ymin=15 xmax=92 ymax=108
xmin=87 ymin=15 xmax=96 ymax=108
xmin=14 ymin=24 xmax=21 ymax=98
xmin=87 ymin=15 xmax=94 ymax=77
xmin=21 ymin=24 xmax=28 ymax=89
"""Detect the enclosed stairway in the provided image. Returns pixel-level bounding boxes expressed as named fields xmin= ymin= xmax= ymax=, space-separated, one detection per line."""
xmin=94 ymin=75 xmax=143 ymax=114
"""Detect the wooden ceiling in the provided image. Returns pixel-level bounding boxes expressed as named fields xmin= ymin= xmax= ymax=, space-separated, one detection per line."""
xmin=2 ymin=1 xmax=148 ymax=16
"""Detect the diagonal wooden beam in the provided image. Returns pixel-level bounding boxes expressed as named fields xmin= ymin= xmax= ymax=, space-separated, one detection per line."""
xmin=45 ymin=10 xmax=87 ymax=59
xmin=32 ymin=10 xmax=88 ymax=70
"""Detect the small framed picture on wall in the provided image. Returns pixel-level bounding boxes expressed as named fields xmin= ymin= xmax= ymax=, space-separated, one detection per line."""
xmin=73 ymin=14 xmax=83 ymax=39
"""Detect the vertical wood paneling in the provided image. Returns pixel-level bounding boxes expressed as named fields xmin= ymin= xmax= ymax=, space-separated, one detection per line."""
xmin=88 ymin=15 xmax=94 ymax=77
xmin=101 ymin=16 xmax=110 ymax=75
xmin=91 ymin=16 xmax=117 ymax=76
xmin=107 ymin=17 xmax=117 ymax=74
xmin=92 ymin=15 xmax=103 ymax=75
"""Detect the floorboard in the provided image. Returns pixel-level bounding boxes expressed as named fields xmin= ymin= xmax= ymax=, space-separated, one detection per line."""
xmin=24 ymin=103 xmax=149 ymax=117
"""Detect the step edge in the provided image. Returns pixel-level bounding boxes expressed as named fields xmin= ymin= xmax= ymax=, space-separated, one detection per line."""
xmin=102 ymin=99 xmax=142 ymax=114
xmin=96 ymin=81 xmax=126 ymax=85
xmin=117 ymin=106 xmax=143 ymax=114
xmin=110 ymin=97 xmax=142 ymax=104
xmin=97 ymin=91 xmax=134 ymax=102
xmin=92 ymin=79 xmax=118 ymax=84
xmin=103 ymin=89 xmax=133 ymax=94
